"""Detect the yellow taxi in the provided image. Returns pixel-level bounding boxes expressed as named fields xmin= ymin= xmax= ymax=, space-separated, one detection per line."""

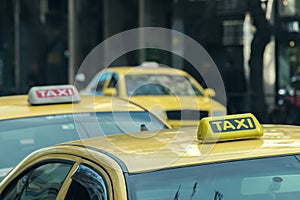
xmin=0 ymin=85 xmax=169 ymax=178
xmin=81 ymin=62 xmax=226 ymax=128
xmin=2 ymin=113 xmax=300 ymax=199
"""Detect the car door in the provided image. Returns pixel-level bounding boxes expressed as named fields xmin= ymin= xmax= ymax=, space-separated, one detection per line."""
xmin=0 ymin=156 xmax=113 ymax=200
xmin=1 ymin=161 xmax=74 ymax=200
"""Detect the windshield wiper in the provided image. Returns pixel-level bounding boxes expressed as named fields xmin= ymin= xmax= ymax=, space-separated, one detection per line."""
xmin=173 ymin=184 xmax=181 ymax=200
xmin=190 ymin=182 xmax=198 ymax=199
xmin=214 ymin=190 xmax=223 ymax=200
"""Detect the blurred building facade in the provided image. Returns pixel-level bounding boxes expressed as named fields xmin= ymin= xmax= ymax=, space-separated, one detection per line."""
xmin=0 ymin=0 xmax=298 ymax=120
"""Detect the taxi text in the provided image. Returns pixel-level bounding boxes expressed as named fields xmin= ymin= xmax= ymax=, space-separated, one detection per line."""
xmin=209 ymin=117 xmax=256 ymax=133
xmin=36 ymin=88 xmax=74 ymax=98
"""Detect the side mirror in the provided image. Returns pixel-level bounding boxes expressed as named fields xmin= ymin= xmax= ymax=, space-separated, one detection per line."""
xmin=203 ymin=88 xmax=215 ymax=97
xmin=103 ymin=88 xmax=117 ymax=96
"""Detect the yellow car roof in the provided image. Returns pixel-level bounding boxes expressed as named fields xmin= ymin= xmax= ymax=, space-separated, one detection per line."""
xmin=0 ymin=95 xmax=144 ymax=120
xmin=46 ymin=124 xmax=300 ymax=173
xmin=105 ymin=66 xmax=190 ymax=76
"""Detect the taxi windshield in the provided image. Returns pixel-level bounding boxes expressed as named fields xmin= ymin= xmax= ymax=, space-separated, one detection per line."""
xmin=125 ymin=74 xmax=202 ymax=96
xmin=127 ymin=155 xmax=300 ymax=199
xmin=0 ymin=111 xmax=166 ymax=173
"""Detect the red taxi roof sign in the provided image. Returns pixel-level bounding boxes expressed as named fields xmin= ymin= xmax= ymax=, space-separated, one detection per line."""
xmin=28 ymin=85 xmax=80 ymax=105
xmin=197 ymin=113 xmax=263 ymax=142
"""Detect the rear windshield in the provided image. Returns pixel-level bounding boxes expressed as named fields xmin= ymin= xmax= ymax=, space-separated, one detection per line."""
xmin=127 ymin=155 xmax=300 ymax=199
xmin=0 ymin=111 xmax=167 ymax=171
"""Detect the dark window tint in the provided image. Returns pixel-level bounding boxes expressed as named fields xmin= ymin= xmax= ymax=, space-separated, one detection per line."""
xmin=95 ymin=73 xmax=112 ymax=91
xmin=1 ymin=162 xmax=72 ymax=200
xmin=128 ymin=155 xmax=300 ymax=200
xmin=108 ymin=73 xmax=119 ymax=88
xmin=65 ymin=164 xmax=108 ymax=200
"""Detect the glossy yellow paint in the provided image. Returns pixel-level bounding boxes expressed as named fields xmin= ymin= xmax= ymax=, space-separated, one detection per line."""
xmin=2 ymin=123 xmax=300 ymax=198
xmin=7 ymin=124 xmax=300 ymax=174
xmin=68 ymin=124 xmax=300 ymax=173
xmin=83 ymin=66 xmax=227 ymax=127
xmin=0 ymin=95 xmax=144 ymax=120
xmin=165 ymin=119 xmax=196 ymax=128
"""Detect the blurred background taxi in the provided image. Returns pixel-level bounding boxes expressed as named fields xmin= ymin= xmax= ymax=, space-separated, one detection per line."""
xmin=81 ymin=62 xmax=226 ymax=127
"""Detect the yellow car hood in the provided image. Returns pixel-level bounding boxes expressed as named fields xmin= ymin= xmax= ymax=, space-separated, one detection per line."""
xmin=128 ymin=96 xmax=226 ymax=111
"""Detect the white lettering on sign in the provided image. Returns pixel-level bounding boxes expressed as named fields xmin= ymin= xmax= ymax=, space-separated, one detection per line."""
xmin=36 ymin=88 xmax=74 ymax=98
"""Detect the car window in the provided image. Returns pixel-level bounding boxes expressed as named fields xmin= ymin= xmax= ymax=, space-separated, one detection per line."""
xmin=192 ymin=83 xmax=203 ymax=96
xmin=127 ymin=155 xmax=300 ymax=200
xmin=125 ymin=74 xmax=203 ymax=96
xmin=89 ymin=72 xmax=112 ymax=91
xmin=65 ymin=164 xmax=108 ymax=200
xmin=0 ymin=111 xmax=167 ymax=176
xmin=1 ymin=162 xmax=72 ymax=200
xmin=107 ymin=73 xmax=119 ymax=89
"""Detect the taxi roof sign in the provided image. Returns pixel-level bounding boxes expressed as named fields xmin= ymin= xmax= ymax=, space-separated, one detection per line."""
xmin=28 ymin=85 xmax=80 ymax=105
xmin=197 ymin=113 xmax=263 ymax=142
xmin=141 ymin=61 xmax=160 ymax=68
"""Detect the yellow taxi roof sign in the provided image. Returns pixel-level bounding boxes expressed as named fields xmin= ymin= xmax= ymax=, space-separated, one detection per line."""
xmin=197 ymin=113 xmax=263 ymax=142
xmin=28 ymin=85 xmax=80 ymax=105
